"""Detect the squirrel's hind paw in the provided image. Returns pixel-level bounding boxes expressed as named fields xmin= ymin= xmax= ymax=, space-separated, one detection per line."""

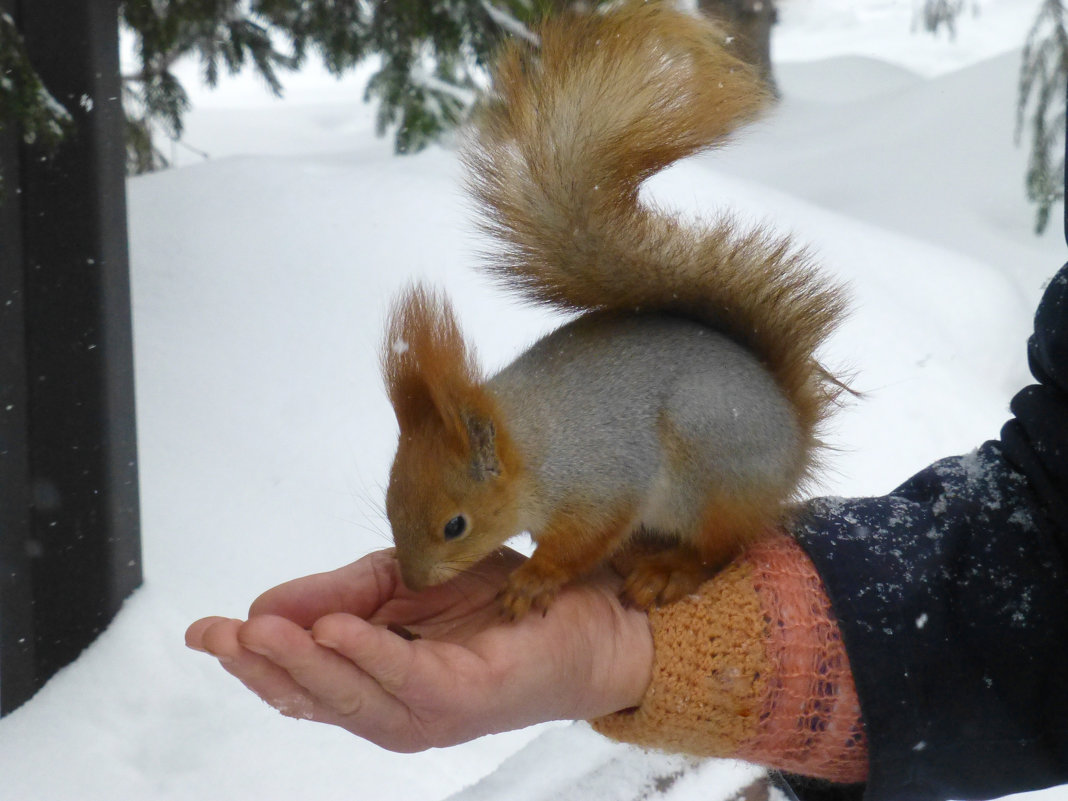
xmin=620 ymin=551 xmax=710 ymax=610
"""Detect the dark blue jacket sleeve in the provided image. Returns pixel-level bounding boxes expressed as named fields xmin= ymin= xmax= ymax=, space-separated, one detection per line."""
xmin=790 ymin=266 xmax=1068 ymax=801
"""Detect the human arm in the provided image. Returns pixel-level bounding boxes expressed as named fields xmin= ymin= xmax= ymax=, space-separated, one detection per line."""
xmin=788 ymin=266 xmax=1068 ymax=800
xmin=602 ymin=266 xmax=1068 ymax=800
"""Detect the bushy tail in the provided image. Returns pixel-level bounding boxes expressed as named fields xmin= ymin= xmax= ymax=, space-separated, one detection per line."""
xmin=464 ymin=0 xmax=848 ymax=469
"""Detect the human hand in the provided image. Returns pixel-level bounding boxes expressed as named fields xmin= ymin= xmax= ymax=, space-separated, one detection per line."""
xmin=185 ymin=548 xmax=653 ymax=752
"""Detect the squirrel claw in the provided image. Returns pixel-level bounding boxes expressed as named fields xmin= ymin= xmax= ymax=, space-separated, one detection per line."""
xmin=497 ymin=571 xmax=559 ymax=621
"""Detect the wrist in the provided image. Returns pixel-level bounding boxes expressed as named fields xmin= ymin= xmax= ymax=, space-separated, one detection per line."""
xmin=589 ymin=534 xmax=868 ymax=784
xmin=574 ymin=577 xmax=654 ymax=719
xmin=606 ymin=599 xmax=655 ymax=712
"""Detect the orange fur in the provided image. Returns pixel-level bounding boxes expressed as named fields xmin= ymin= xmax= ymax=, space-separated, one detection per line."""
xmin=382 ymin=1 xmax=849 ymax=617
xmin=466 ymin=1 xmax=848 ymax=498
xmin=382 ymin=285 xmax=484 ymax=445
xmin=618 ymin=544 xmax=710 ymax=611
xmin=499 ymin=504 xmax=637 ymax=620
xmin=382 ymin=286 xmax=529 ymax=592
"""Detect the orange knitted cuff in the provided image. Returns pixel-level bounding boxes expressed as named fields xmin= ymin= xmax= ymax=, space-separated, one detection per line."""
xmin=590 ymin=534 xmax=868 ymax=784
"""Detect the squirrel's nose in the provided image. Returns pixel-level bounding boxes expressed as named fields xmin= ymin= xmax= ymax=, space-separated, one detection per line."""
xmin=397 ymin=559 xmax=429 ymax=593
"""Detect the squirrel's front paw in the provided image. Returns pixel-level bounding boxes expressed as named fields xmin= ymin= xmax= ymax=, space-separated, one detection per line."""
xmin=497 ymin=565 xmax=560 ymax=621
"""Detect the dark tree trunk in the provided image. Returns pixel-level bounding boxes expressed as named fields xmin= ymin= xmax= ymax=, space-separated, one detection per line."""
xmin=698 ymin=0 xmax=778 ymax=95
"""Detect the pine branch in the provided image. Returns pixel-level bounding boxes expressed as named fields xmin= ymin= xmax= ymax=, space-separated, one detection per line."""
xmin=119 ymin=0 xmax=304 ymax=169
xmin=914 ymin=0 xmax=967 ymax=39
xmin=411 ymin=68 xmax=479 ymax=107
xmin=115 ymin=0 xmax=607 ymax=165
xmin=0 ymin=12 xmax=73 ymax=152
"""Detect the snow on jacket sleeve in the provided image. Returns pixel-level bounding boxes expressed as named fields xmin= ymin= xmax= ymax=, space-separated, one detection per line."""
xmin=792 ymin=265 xmax=1068 ymax=801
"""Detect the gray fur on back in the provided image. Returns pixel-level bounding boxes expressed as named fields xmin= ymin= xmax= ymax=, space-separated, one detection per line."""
xmin=487 ymin=314 xmax=802 ymax=535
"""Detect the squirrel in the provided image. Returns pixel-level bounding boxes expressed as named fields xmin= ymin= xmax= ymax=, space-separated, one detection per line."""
xmin=381 ymin=0 xmax=848 ymax=620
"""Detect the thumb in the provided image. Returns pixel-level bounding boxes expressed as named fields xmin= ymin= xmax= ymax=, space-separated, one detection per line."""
xmin=250 ymin=550 xmax=401 ymax=625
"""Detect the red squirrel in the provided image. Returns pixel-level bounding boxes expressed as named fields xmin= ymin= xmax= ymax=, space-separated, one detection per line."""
xmin=381 ymin=1 xmax=848 ymax=619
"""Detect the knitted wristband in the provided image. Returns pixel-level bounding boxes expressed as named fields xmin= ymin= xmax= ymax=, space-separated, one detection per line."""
xmin=591 ymin=533 xmax=868 ymax=784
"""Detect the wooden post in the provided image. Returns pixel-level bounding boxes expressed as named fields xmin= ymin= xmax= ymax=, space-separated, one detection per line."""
xmin=0 ymin=0 xmax=142 ymax=714
xmin=0 ymin=0 xmax=37 ymax=713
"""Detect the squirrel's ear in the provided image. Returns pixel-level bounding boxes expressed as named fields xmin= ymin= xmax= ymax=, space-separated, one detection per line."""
xmin=387 ymin=373 xmax=439 ymax=432
xmin=382 ymin=284 xmax=484 ymax=437
xmin=463 ymin=411 xmax=501 ymax=480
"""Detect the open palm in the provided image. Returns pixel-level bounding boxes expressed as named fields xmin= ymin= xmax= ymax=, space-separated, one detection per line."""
xmin=185 ymin=548 xmax=652 ymax=752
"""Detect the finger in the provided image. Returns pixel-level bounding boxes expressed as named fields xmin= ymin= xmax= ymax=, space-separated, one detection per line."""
xmin=248 ymin=550 xmax=401 ymax=626
xmin=196 ymin=618 xmax=328 ymax=722
xmin=312 ymin=613 xmax=426 ymax=698
xmin=186 ymin=615 xmax=232 ymax=652
xmin=313 ymin=613 xmax=521 ymax=749
xmin=239 ymin=615 xmax=412 ymax=731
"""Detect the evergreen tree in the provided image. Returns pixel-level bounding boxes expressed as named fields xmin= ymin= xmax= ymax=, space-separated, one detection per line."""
xmin=1 ymin=1 xmax=579 ymax=176
xmin=914 ymin=0 xmax=968 ymax=38
xmin=119 ymin=0 xmax=584 ymax=162
xmin=1017 ymin=0 xmax=1067 ymax=234
xmin=913 ymin=0 xmax=1067 ymax=234
xmin=352 ymin=0 xmax=527 ymax=154
xmin=5 ymin=0 xmax=770 ymax=173
xmin=121 ymin=0 xmax=300 ymax=172
xmin=8 ymin=0 xmax=1061 ymax=235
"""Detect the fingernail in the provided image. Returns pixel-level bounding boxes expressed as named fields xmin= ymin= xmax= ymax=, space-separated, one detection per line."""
xmin=312 ymin=634 xmax=338 ymax=649
xmin=242 ymin=642 xmax=274 ymax=659
xmin=216 ymin=654 xmax=234 ymax=665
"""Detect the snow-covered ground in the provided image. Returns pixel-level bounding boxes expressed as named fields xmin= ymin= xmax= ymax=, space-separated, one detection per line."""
xmin=2 ymin=1 xmax=1066 ymax=799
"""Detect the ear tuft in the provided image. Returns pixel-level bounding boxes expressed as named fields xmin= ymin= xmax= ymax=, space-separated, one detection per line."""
xmin=381 ymin=283 xmax=484 ymax=440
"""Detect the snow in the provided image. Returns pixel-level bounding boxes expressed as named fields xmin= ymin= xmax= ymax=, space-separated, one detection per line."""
xmin=2 ymin=1 xmax=1067 ymax=800
xmin=446 ymin=725 xmax=771 ymax=801
xmin=481 ymin=0 xmax=541 ymax=47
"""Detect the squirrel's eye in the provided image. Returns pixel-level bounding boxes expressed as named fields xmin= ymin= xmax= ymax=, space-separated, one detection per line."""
xmin=443 ymin=515 xmax=467 ymax=541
